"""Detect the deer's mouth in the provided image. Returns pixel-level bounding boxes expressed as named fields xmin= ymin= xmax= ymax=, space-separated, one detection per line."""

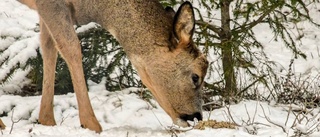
xmin=174 ymin=112 xmax=202 ymax=127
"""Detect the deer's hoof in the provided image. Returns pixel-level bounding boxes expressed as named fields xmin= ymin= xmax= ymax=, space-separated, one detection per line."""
xmin=80 ymin=118 xmax=102 ymax=133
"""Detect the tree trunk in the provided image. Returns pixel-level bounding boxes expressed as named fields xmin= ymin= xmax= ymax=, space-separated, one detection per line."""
xmin=220 ymin=0 xmax=237 ymax=102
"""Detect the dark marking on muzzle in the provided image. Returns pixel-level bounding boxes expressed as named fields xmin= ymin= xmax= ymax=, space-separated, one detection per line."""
xmin=180 ymin=112 xmax=202 ymax=121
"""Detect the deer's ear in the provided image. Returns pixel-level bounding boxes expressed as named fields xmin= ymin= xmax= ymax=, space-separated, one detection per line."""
xmin=173 ymin=2 xmax=195 ymax=49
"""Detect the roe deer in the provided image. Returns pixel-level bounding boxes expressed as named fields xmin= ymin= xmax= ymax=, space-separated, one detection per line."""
xmin=0 ymin=0 xmax=209 ymax=133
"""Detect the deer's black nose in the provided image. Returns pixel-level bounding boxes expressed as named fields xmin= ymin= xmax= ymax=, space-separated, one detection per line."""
xmin=180 ymin=112 xmax=202 ymax=121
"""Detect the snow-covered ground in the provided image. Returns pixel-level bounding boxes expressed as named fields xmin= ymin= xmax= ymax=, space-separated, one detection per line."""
xmin=1 ymin=0 xmax=320 ymax=137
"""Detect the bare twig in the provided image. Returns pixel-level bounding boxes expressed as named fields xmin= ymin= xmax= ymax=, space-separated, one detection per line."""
xmin=252 ymin=102 xmax=259 ymax=124
xmin=60 ymin=114 xmax=70 ymax=125
xmin=289 ymin=105 xmax=320 ymax=136
xmin=9 ymin=109 xmax=22 ymax=134
xmin=233 ymin=4 xmax=278 ymax=34
xmin=260 ymin=104 xmax=287 ymax=133
xmin=244 ymin=104 xmax=251 ymax=124
xmin=285 ymin=105 xmax=292 ymax=126
xmin=195 ymin=20 xmax=221 ymax=34
xmin=306 ymin=120 xmax=320 ymax=135
xmin=148 ymin=101 xmax=180 ymax=136
xmin=224 ymin=105 xmax=240 ymax=126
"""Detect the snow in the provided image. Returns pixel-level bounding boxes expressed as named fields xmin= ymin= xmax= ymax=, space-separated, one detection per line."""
xmin=1 ymin=0 xmax=320 ymax=136
xmin=4 ymin=90 xmax=319 ymax=137
xmin=0 ymin=0 xmax=39 ymax=95
xmin=75 ymin=22 xmax=100 ymax=34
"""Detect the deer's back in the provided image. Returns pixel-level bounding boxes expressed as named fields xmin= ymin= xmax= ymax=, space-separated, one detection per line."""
xmin=72 ymin=0 xmax=174 ymax=56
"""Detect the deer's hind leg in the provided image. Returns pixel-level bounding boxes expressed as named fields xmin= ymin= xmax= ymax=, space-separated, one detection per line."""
xmin=35 ymin=0 xmax=102 ymax=133
xmin=38 ymin=19 xmax=58 ymax=126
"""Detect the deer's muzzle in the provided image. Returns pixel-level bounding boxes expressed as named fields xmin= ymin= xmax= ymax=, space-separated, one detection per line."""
xmin=174 ymin=112 xmax=202 ymax=127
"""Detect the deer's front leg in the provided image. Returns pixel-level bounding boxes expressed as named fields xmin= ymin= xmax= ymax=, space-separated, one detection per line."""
xmin=38 ymin=19 xmax=57 ymax=126
xmin=36 ymin=0 xmax=102 ymax=132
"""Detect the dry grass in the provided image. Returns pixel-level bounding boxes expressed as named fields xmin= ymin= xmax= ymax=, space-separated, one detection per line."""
xmin=194 ymin=120 xmax=237 ymax=130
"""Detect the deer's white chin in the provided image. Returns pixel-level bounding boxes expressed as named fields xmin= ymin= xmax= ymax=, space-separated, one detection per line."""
xmin=173 ymin=118 xmax=190 ymax=127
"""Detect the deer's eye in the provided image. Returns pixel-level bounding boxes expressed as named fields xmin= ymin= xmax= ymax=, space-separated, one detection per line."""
xmin=191 ymin=73 xmax=199 ymax=85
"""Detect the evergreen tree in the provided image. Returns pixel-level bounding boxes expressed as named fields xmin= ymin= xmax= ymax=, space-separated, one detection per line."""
xmin=161 ymin=0 xmax=320 ymax=103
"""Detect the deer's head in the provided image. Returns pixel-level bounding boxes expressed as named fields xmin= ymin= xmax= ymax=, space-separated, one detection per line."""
xmin=134 ymin=2 xmax=208 ymax=127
